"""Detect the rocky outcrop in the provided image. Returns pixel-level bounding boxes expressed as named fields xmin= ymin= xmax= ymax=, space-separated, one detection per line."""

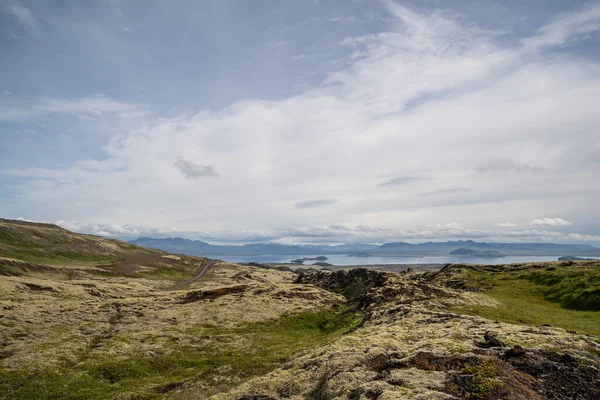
xmin=218 ymin=263 xmax=600 ymax=400
xmin=294 ymin=268 xmax=391 ymax=308
xmin=179 ymin=285 xmax=250 ymax=303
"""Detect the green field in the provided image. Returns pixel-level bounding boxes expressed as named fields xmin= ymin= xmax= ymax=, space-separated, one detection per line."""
xmin=451 ymin=264 xmax=600 ymax=336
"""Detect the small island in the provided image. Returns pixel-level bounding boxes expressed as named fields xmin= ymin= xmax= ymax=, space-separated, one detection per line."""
xmin=289 ymin=256 xmax=328 ymax=264
xmin=558 ymin=256 xmax=598 ymax=261
xmin=450 ymin=248 xmax=505 ymax=258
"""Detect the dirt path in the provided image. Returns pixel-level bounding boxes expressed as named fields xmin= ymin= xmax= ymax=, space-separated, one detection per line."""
xmin=169 ymin=260 xmax=216 ymax=290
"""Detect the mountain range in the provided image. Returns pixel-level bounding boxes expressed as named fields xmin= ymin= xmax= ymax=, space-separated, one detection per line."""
xmin=129 ymin=237 xmax=600 ymax=257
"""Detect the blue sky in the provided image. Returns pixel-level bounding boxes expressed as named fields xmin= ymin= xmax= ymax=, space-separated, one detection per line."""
xmin=1 ymin=0 xmax=600 ymax=244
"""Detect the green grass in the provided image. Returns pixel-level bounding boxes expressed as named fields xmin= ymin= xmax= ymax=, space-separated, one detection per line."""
xmin=0 ymin=307 xmax=361 ymax=400
xmin=138 ymin=266 xmax=192 ymax=282
xmin=523 ymin=267 xmax=600 ymax=310
xmin=0 ymin=222 xmax=140 ymax=265
xmin=451 ymin=266 xmax=600 ymax=336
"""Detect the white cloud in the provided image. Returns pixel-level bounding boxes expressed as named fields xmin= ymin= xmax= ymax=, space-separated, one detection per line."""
xmin=531 ymin=218 xmax=572 ymax=227
xmin=3 ymin=3 xmax=600 ymax=243
xmin=55 ymin=220 xmax=178 ymax=239
xmin=2 ymin=2 xmax=41 ymax=36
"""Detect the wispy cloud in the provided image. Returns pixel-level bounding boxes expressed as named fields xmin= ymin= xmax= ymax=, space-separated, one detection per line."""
xmin=378 ymin=176 xmax=430 ymax=187
xmin=523 ymin=2 xmax=600 ymax=49
xmin=2 ymin=2 xmax=41 ymax=36
xmin=475 ymin=158 xmax=544 ymax=173
xmin=0 ymin=95 xmax=144 ymax=121
xmin=294 ymin=199 xmax=338 ymax=209
xmin=416 ymin=188 xmax=470 ymax=197
xmin=330 ymin=16 xmax=356 ymax=24
xmin=531 ymin=217 xmax=572 ymax=226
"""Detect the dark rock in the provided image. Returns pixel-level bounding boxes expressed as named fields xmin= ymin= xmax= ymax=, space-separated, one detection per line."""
xmin=348 ymin=388 xmax=364 ymax=400
xmin=154 ymin=380 xmax=189 ymax=394
xmin=294 ymin=268 xmax=389 ymax=308
xmin=372 ymin=370 xmax=389 ymax=381
xmin=504 ymin=346 xmax=527 ymax=358
xmin=387 ymin=378 xmax=405 ymax=386
xmin=504 ymin=349 xmax=600 ymax=399
xmin=179 ymin=285 xmax=249 ymax=303
xmin=475 ymin=331 xmax=505 ymax=348
xmin=365 ymin=389 xmax=383 ymax=399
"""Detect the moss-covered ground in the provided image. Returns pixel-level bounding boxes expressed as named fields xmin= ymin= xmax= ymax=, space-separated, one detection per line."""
xmin=451 ymin=265 xmax=600 ymax=336
xmin=0 ymin=307 xmax=360 ymax=400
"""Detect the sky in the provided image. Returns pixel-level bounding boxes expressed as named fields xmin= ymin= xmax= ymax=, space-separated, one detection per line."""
xmin=1 ymin=0 xmax=600 ymax=245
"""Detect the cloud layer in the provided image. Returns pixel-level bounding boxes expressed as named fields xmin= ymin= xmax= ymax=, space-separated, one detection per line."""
xmin=2 ymin=2 xmax=600 ymax=244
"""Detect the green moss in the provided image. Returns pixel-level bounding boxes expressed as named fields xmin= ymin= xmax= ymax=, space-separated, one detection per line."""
xmin=450 ymin=266 xmax=600 ymax=336
xmin=463 ymin=359 xmax=503 ymax=399
xmin=0 ymin=307 xmax=360 ymax=400
xmin=523 ymin=267 xmax=600 ymax=311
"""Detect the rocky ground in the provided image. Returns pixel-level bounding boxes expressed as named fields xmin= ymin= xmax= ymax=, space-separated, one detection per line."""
xmin=214 ymin=266 xmax=600 ymax=400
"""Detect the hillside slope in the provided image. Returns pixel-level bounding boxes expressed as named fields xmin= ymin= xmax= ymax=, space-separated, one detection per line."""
xmin=0 ymin=218 xmax=150 ymax=264
xmin=0 ymin=219 xmax=355 ymax=400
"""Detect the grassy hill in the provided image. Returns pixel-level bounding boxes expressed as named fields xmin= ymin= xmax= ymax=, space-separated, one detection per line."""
xmin=0 ymin=218 xmax=358 ymax=400
xmin=424 ymin=262 xmax=600 ymax=336
xmin=0 ymin=218 xmax=149 ymax=264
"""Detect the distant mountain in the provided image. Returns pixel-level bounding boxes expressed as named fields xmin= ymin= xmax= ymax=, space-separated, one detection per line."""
xmin=373 ymin=240 xmax=600 ymax=256
xmin=128 ymin=238 xmax=378 ymax=256
xmin=130 ymin=237 xmax=212 ymax=254
xmin=129 ymin=237 xmax=600 ymax=257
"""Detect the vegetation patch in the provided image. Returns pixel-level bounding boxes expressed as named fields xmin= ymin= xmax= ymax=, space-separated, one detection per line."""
xmin=522 ymin=266 xmax=600 ymax=311
xmin=445 ymin=265 xmax=600 ymax=335
xmin=461 ymin=359 xmax=503 ymax=399
xmin=0 ymin=307 xmax=360 ymax=400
